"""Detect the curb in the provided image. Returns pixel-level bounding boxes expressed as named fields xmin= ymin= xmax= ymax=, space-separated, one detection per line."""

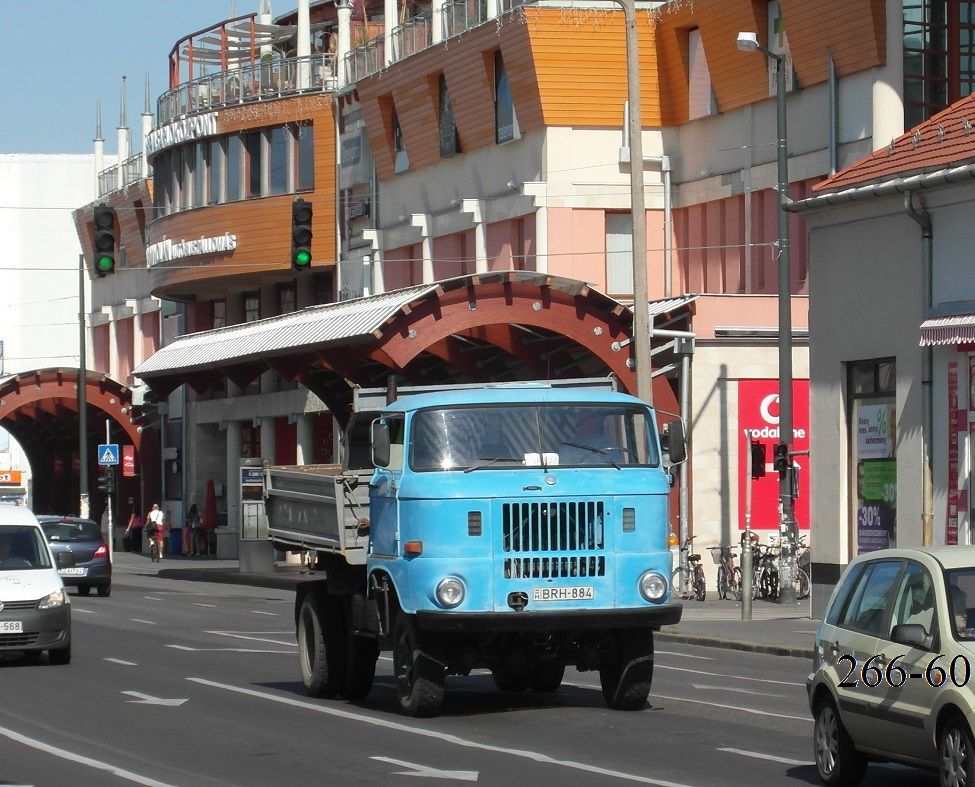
xmin=657 ymin=629 xmax=813 ymax=659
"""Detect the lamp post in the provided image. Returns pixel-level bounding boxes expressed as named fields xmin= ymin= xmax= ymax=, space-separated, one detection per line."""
xmin=737 ymin=31 xmax=797 ymax=605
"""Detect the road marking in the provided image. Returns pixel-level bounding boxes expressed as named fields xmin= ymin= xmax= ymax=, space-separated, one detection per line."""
xmin=122 ymin=691 xmax=188 ymax=707
xmin=0 ymin=723 xmax=180 ymax=786
xmin=652 ymin=693 xmax=810 ymax=722
xmin=105 ymin=658 xmax=137 ymax=666
xmin=205 ymin=631 xmax=294 ymax=646
xmin=690 ymin=683 xmax=783 ymax=697
xmin=656 ymin=650 xmax=712 ymax=660
xmin=717 ymin=747 xmax=813 ymax=767
xmin=251 ymin=610 xmax=278 ymax=616
xmin=130 ymin=619 xmax=156 ymax=625
xmin=192 ymin=603 xmax=216 ymax=608
xmin=72 ymin=608 xmax=95 ymax=615
xmin=372 ymin=756 xmax=479 ymax=781
xmin=658 ymin=664 xmax=802 ymax=687
xmin=191 ymin=678 xmax=696 ymax=786
xmin=167 ymin=645 xmax=293 ymax=653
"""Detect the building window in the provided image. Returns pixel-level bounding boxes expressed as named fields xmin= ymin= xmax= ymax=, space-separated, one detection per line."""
xmin=848 ymin=358 xmax=897 ymax=555
xmin=245 ymin=131 xmax=263 ymax=198
xmin=904 ymin=0 xmax=975 ymax=127
xmin=606 ymin=212 xmax=634 ymax=295
xmin=192 ymin=143 xmax=208 ymax=207
xmin=494 ymin=52 xmax=520 ymax=143
xmin=270 ymin=126 xmax=288 ymax=195
xmin=688 ymin=28 xmax=716 ymax=120
xmin=208 ymin=139 xmax=223 ymax=204
xmin=211 ymin=299 xmax=226 ymax=329
xmin=227 ymin=135 xmax=241 ymax=202
xmin=297 ymin=122 xmax=315 ymax=191
xmin=438 ymin=75 xmax=461 ymax=158
xmin=392 ymin=109 xmax=409 ymax=173
xmin=243 ymin=291 xmax=261 ymax=323
xmin=278 ymin=283 xmax=296 ymax=314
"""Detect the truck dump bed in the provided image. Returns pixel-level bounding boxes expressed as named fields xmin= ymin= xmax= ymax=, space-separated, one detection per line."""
xmin=264 ymin=464 xmax=371 ymax=564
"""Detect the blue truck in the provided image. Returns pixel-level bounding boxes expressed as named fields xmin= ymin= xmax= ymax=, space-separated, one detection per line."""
xmin=263 ymin=379 xmax=685 ymax=716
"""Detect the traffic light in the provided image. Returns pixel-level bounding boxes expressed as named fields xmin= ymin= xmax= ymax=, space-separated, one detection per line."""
xmin=773 ymin=442 xmax=790 ymax=474
xmin=93 ymin=205 xmax=117 ymax=277
xmin=97 ymin=467 xmax=115 ymax=494
xmin=750 ymin=442 xmax=766 ymax=479
xmin=291 ymin=198 xmax=313 ymax=271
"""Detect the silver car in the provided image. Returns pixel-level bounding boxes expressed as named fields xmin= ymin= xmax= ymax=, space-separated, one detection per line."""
xmin=808 ymin=546 xmax=975 ymax=787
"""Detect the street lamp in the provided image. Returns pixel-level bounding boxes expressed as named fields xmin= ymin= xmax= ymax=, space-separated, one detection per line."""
xmin=737 ymin=31 xmax=798 ymax=605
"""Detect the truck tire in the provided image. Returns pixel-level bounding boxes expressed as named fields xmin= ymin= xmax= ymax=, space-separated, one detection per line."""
xmin=599 ymin=629 xmax=653 ymax=711
xmin=298 ymin=594 xmax=347 ymax=699
xmin=393 ymin=613 xmax=445 ymax=717
xmin=529 ymin=662 xmax=565 ymax=693
xmin=343 ymin=634 xmax=379 ymax=700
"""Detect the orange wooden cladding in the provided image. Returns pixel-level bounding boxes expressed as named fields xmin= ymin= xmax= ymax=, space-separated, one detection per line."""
xmin=358 ymin=0 xmax=885 ymax=180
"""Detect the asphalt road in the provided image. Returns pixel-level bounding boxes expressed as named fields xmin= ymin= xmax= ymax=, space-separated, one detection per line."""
xmin=0 ymin=570 xmax=940 ymax=787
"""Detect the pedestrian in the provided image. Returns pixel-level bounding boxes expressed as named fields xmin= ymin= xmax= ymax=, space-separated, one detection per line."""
xmin=123 ymin=510 xmax=140 ymax=552
xmin=145 ymin=503 xmax=165 ymax=559
xmin=300 ymin=549 xmax=316 ymax=575
xmin=187 ymin=504 xmax=203 ymax=557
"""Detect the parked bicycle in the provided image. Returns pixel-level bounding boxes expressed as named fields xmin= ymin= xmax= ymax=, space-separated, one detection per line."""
xmin=709 ymin=545 xmax=742 ymax=601
xmin=671 ymin=536 xmax=706 ymax=602
xmin=796 ymin=533 xmax=810 ymax=600
xmin=755 ymin=539 xmax=779 ymax=600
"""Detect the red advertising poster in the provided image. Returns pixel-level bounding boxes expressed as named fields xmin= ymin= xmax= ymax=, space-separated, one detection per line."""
xmin=737 ymin=379 xmax=810 ymax=532
xmin=122 ymin=445 xmax=136 ymax=477
xmin=948 ymin=362 xmax=960 ymax=545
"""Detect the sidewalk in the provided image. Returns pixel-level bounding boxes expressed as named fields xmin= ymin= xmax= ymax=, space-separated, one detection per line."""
xmin=113 ymin=551 xmax=818 ymax=660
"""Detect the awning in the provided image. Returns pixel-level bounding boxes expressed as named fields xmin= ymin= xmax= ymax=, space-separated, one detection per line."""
xmin=920 ymin=302 xmax=975 ymax=346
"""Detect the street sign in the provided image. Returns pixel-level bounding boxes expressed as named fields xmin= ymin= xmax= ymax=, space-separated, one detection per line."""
xmin=97 ymin=444 xmax=120 ymax=465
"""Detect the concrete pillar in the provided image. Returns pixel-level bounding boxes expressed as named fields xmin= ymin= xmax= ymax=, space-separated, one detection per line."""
xmin=296 ymin=414 xmax=314 ymax=464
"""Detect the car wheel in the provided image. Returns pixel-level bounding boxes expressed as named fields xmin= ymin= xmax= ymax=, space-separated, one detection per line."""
xmin=813 ymin=695 xmax=866 ymax=786
xmin=77 ymin=585 xmax=91 ymax=597
xmin=49 ymin=644 xmax=71 ymax=665
xmin=97 ymin=584 xmax=111 ymax=598
xmin=940 ymin=715 xmax=975 ymax=787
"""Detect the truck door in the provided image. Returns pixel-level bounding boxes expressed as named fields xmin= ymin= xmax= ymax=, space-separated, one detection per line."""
xmin=369 ymin=415 xmax=404 ymax=558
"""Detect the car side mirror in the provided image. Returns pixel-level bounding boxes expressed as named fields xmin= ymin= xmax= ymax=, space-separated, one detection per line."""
xmin=891 ymin=623 xmax=933 ymax=651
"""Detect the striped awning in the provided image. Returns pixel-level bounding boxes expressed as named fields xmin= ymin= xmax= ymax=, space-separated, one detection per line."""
xmin=920 ymin=312 xmax=975 ymax=346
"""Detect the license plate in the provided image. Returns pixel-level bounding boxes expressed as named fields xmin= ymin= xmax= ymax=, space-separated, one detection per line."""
xmin=0 ymin=621 xmax=23 ymax=633
xmin=532 ymin=586 xmax=595 ymax=601
xmin=59 ymin=567 xmax=86 ymax=576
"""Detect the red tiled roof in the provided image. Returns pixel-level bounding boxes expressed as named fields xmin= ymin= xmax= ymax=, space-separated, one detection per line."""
xmin=813 ymin=92 xmax=975 ymax=193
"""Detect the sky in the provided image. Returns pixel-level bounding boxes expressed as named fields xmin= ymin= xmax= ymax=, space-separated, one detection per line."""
xmin=4 ymin=1 xmax=262 ymax=155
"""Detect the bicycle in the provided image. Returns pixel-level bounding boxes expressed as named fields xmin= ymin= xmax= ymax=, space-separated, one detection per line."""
xmin=796 ymin=534 xmax=810 ymax=600
xmin=148 ymin=532 xmax=161 ymax=563
xmin=709 ymin=545 xmax=742 ymax=601
xmin=755 ymin=541 xmax=779 ymax=600
xmin=671 ymin=536 xmax=706 ymax=602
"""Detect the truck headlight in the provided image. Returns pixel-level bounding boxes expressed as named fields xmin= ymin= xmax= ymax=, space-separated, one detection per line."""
xmin=435 ymin=577 xmax=465 ymax=608
xmin=638 ymin=571 xmax=667 ymax=602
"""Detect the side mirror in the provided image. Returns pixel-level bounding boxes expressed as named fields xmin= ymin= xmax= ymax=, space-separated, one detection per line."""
xmin=663 ymin=419 xmax=687 ymax=465
xmin=371 ymin=421 xmax=391 ymax=468
xmin=890 ymin=623 xmax=933 ymax=651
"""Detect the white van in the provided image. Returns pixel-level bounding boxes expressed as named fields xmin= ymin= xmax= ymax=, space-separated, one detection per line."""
xmin=0 ymin=505 xmax=71 ymax=664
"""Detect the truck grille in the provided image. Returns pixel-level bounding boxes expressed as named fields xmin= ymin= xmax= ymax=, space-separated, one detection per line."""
xmin=501 ymin=501 xmax=606 ymax=579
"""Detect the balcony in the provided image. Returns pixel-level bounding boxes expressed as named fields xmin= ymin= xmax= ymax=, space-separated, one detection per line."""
xmin=157 ymin=53 xmax=338 ymax=126
xmin=98 ymin=152 xmax=151 ymax=198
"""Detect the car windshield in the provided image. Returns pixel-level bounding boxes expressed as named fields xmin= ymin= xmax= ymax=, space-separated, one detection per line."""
xmin=41 ymin=520 xmax=101 ymax=542
xmin=0 ymin=524 xmax=54 ymax=570
xmin=409 ymin=403 xmax=659 ymax=471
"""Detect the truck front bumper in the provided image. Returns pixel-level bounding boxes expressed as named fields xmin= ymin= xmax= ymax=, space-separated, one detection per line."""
xmin=415 ymin=604 xmax=682 ymax=633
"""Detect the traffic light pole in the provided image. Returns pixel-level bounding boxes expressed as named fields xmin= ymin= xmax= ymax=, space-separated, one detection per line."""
xmin=78 ymin=254 xmax=89 ymax=520
xmin=742 ymin=431 xmax=754 ymax=621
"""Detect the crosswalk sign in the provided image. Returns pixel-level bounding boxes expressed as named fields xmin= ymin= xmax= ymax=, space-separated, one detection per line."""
xmin=98 ymin=444 xmax=119 ymax=465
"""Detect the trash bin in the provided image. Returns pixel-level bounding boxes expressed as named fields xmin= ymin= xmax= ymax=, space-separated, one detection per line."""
xmin=170 ymin=530 xmax=182 ymax=556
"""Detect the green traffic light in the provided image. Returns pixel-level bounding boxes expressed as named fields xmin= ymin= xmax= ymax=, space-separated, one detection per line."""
xmin=294 ymin=250 xmax=311 ymax=266
xmin=96 ymin=255 xmax=115 ymax=273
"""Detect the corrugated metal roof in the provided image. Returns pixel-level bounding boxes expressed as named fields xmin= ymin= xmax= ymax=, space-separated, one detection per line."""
xmin=647 ymin=294 xmax=699 ymax=317
xmin=134 ymin=283 xmax=434 ymax=377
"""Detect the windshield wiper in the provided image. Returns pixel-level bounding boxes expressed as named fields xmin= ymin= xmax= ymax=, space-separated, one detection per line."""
xmin=464 ymin=456 xmax=522 ymax=473
xmin=560 ymin=442 xmax=622 ymax=470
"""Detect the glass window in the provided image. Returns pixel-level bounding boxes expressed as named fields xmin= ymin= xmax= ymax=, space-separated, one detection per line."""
xmin=438 ymin=75 xmax=461 ymax=158
xmin=889 ymin=561 xmax=935 ymax=635
xmin=836 ymin=560 xmax=903 ymax=634
xmin=278 ymin=283 xmax=296 ymax=314
xmin=0 ymin=525 xmax=55 ymax=569
xmin=245 ymin=131 xmax=263 ymax=197
xmin=494 ymin=51 xmax=520 ymax=144
xmin=227 ymin=136 xmax=241 ymax=202
xmin=392 ymin=110 xmax=409 ymax=174
xmin=825 ymin=562 xmax=867 ymax=625
xmin=948 ymin=569 xmax=975 ymax=639
xmin=211 ymin=299 xmax=226 ymax=329
xmin=193 ymin=143 xmax=208 ymax=208
xmin=688 ymin=28 xmax=717 ymax=119
xmin=243 ymin=292 xmax=260 ymax=322
xmin=270 ymin=126 xmax=288 ymax=195
xmin=297 ymin=122 xmax=315 ymax=191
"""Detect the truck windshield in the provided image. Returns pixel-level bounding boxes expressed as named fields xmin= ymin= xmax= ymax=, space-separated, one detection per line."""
xmin=409 ymin=404 xmax=659 ymax=471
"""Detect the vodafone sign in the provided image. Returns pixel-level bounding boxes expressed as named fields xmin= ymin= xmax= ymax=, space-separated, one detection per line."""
xmin=737 ymin=379 xmax=810 ymax=532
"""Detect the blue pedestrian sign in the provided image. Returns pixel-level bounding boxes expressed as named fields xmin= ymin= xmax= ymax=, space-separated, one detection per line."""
xmin=98 ymin=444 xmax=119 ymax=465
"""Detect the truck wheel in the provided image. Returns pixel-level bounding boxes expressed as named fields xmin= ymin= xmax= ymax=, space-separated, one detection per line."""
xmin=599 ymin=629 xmax=653 ymax=711
xmin=529 ymin=662 xmax=565 ymax=693
xmin=343 ymin=634 xmax=379 ymax=700
xmin=393 ymin=613 xmax=444 ymax=717
xmin=298 ymin=594 xmax=347 ymax=699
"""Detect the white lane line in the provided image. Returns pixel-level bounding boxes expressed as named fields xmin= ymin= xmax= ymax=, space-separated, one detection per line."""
xmin=105 ymin=658 xmax=137 ymax=666
xmin=191 ymin=678 xmax=697 ymax=786
xmin=0 ymin=724 xmax=180 ymax=787
xmin=72 ymin=608 xmax=96 ymax=615
xmin=717 ymin=747 xmax=813 ymax=767
xmin=130 ymin=619 xmax=156 ymax=625
xmin=689 ymin=683 xmax=782 ymax=697
xmin=166 ymin=645 xmax=293 ymax=653
xmin=657 ymin=664 xmax=803 ymax=688
xmin=204 ymin=631 xmax=294 ymax=646
xmin=372 ymin=755 xmax=479 ymax=781
xmin=652 ymin=693 xmax=810 ymax=722
xmin=192 ymin=603 xmax=216 ymax=608
xmin=655 ymin=650 xmax=713 ymax=660
xmin=251 ymin=611 xmax=277 ymax=616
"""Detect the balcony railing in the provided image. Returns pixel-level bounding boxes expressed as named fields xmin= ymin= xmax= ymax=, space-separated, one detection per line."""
xmin=157 ymin=53 xmax=338 ymax=126
xmin=392 ymin=14 xmax=432 ymax=61
xmin=442 ymin=0 xmax=488 ymax=39
xmin=98 ymin=152 xmax=151 ymax=198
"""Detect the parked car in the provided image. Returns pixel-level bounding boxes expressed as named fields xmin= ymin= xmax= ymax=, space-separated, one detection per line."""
xmin=0 ymin=504 xmax=71 ymax=664
xmin=37 ymin=515 xmax=112 ymax=597
xmin=808 ymin=546 xmax=975 ymax=787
